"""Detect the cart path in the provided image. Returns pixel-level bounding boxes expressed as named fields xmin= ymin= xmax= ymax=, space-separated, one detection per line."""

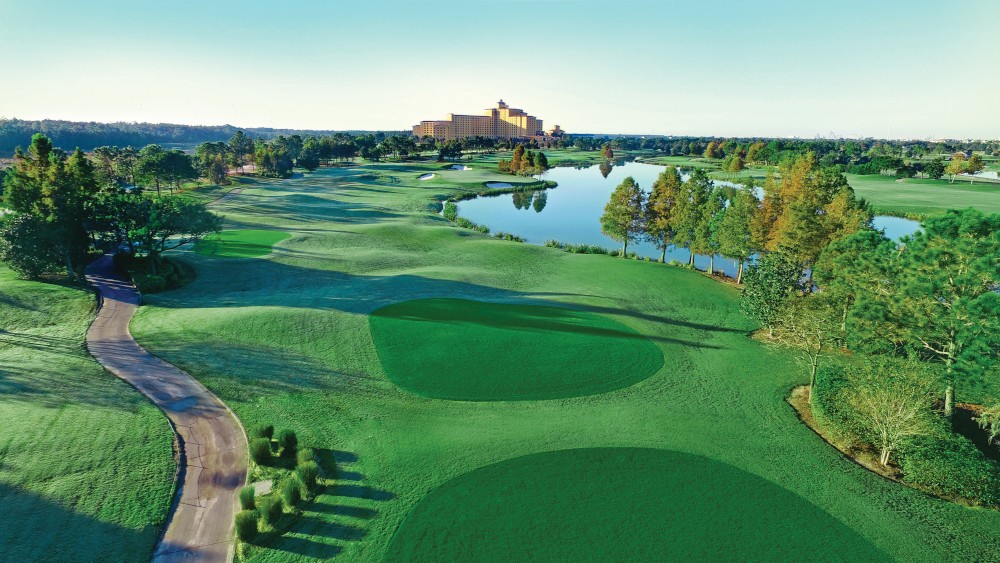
xmin=85 ymin=255 xmax=248 ymax=563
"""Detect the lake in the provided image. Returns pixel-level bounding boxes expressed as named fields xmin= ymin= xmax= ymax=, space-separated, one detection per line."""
xmin=457 ymin=161 xmax=921 ymax=278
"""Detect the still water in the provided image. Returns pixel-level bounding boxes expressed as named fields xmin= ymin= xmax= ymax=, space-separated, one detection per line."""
xmin=457 ymin=162 xmax=921 ymax=278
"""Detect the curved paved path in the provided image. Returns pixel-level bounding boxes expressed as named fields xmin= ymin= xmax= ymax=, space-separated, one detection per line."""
xmin=85 ymin=255 xmax=248 ymax=562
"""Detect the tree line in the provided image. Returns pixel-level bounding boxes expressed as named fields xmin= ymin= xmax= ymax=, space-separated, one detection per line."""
xmin=497 ymin=144 xmax=550 ymax=176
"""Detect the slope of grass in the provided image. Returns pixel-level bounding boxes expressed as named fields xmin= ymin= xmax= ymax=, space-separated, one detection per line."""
xmin=195 ymin=229 xmax=291 ymax=258
xmin=386 ymin=447 xmax=886 ymax=561
xmin=128 ymin=163 xmax=1000 ymax=561
xmin=0 ymin=267 xmax=175 ymax=561
xmin=369 ymin=298 xmax=662 ymax=400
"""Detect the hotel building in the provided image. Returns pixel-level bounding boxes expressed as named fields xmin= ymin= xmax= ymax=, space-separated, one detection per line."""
xmin=412 ymin=100 xmax=547 ymax=141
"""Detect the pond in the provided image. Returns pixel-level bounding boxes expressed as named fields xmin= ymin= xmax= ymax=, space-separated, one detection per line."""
xmin=456 ymin=161 xmax=921 ymax=278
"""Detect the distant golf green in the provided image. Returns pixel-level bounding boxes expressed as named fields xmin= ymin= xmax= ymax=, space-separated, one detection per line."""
xmin=385 ymin=448 xmax=886 ymax=561
xmin=369 ymin=298 xmax=662 ymax=401
xmin=194 ymin=229 xmax=289 ymax=258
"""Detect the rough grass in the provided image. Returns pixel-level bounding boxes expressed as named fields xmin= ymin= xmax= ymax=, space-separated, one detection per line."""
xmin=369 ymin=298 xmax=662 ymax=400
xmin=386 ymin=447 xmax=886 ymax=561
xmin=127 ymin=160 xmax=1000 ymax=561
xmin=194 ymin=229 xmax=291 ymax=258
xmin=0 ymin=267 xmax=175 ymax=560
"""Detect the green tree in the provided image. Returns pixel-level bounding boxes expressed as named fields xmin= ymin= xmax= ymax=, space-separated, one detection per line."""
xmin=228 ymin=130 xmax=253 ymax=174
xmin=844 ymin=358 xmax=934 ymax=467
xmin=772 ymin=293 xmax=840 ymax=404
xmin=137 ymin=144 xmax=167 ymax=195
xmin=535 ymin=151 xmax=549 ymax=172
xmin=813 ymin=229 xmax=897 ymax=333
xmin=0 ymin=213 xmax=63 ymax=278
xmin=965 ymin=153 xmax=985 ymax=183
xmin=945 ymin=153 xmax=967 ymax=183
xmin=924 ymin=158 xmax=945 ymax=180
xmin=740 ymin=252 xmax=801 ymax=336
xmin=674 ymin=169 xmax=712 ymax=267
xmin=600 ymin=176 xmax=645 ymax=257
xmin=715 ymin=186 xmax=758 ymax=284
xmin=298 ymin=137 xmax=322 ymax=171
xmin=601 ymin=143 xmax=614 ymax=160
xmin=644 ymin=167 xmax=681 ymax=262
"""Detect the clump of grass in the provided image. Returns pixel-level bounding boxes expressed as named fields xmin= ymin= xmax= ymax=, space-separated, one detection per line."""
xmin=252 ymin=424 xmax=274 ymax=439
xmin=257 ymin=496 xmax=283 ymax=528
xmin=296 ymin=461 xmax=320 ymax=493
xmin=239 ymin=485 xmax=256 ymax=510
xmin=544 ymin=240 xmax=613 ymax=255
xmin=493 ymin=232 xmax=525 ymax=242
xmin=296 ymin=447 xmax=315 ymax=465
xmin=249 ymin=438 xmax=272 ymax=465
xmin=277 ymin=430 xmax=298 ymax=458
xmin=235 ymin=509 xmax=258 ymax=542
xmin=279 ymin=476 xmax=302 ymax=507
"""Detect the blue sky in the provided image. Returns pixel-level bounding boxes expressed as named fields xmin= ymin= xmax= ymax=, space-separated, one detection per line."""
xmin=0 ymin=0 xmax=997 ymax=138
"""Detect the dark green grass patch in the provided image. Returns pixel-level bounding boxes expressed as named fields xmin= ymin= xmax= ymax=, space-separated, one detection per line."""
xmin=386 ymin=448 xmax=886 ymax=561
xmin=194 ymin=229 xmax=290 ymax=258
xmin=369 ymin=298 xmax=663 ymax=401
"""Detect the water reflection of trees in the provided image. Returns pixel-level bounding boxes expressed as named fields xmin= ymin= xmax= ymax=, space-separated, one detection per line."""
xmin=599 ymin=162 xmax=613 ymax=178
xmin=510 ymin=190 xmax=548 ymax=213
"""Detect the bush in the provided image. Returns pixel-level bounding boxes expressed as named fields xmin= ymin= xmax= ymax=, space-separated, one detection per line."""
xmin=443 ymin=202 xmax=458 ymax=221
xmin=257 ymin=495 xmax=283 ymax=527
xmin=249 ymin=438 xmax=272 ymax=465
xmin=239 ymin=485 xmax=256 ymax=510
xmin=277 ymin=430 xmax=298 ymax=458
xmin=296 ymin=461 xmax=320 ymax=492
xmin=296 ymin=447 xmax=315 ymax=466
xmin=131 ymin=273 xmax=167 ymax=294
xmin=252 ymin=424 xmax=274 ymax=439
xmin=899 ymin=426 xmax=1000 ymax=506
xmin=235 ymin=509 xmax=258 ymax=542
xmin=280 ymin=476 xmax=302 ymax=507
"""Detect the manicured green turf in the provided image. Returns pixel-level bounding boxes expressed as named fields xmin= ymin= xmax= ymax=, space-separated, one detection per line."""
xmin=845 ymin=173 xmax=1000 ymax=217
xmin=128 ymin=160 xmax=1000 ymax=561
xmin=0 ymin=266 xmax=174 ymax=560
xmin=386 ymin=447 xmax=885 ymax=561
xmin=369 ymin=298 xmax=662 ymax=400
xmin=194 ymin=229 xmax=290 ymax=258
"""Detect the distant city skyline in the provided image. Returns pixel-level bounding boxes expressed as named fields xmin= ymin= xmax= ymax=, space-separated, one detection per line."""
xmin=1 ymin=0 xmax=997 ymax=140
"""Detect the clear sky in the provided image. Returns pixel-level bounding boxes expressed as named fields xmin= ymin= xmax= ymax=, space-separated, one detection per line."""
xmin=0 ymin=0 xmax=997 ymax=139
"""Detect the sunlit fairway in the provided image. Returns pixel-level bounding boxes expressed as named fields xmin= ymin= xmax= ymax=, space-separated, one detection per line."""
xmin=386 ymin=448 xmax=885 ymax=561
xmin=369 ymin=298 xmax=662 ymax=400
xmin=0 ymin=267 xmax=174 ymax=560
xmin=124 ymin=160 xmax=1000 ymax=561
xmin=194 ymin=229 xmax=290 ymax=258
xmin=844 ymin=173 xmax=1000 ymax=217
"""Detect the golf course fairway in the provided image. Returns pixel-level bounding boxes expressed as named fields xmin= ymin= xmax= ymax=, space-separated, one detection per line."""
xmin=369 ymin=298 xmax=663 ymax=400
xmin=385 ymin=448 xmax=886 ymax=561
xmin=194 ymin=229 xmax=290 ymax=258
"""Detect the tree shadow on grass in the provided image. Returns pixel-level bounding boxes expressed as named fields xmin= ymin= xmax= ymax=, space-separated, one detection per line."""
xmin=0 ymin=482 xmax=157 ymax=561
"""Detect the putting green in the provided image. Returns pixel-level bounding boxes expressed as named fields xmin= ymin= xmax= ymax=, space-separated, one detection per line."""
xmin=193 ymin=229 xmax=290 ymax=258
xmin=368 ymin=298 xmax=662 ymax=401
xmin=385 ymin=448 xmax=886 ymax=561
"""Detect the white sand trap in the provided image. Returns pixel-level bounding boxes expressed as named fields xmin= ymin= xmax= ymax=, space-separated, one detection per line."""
xmin=451 ymin=165 xmax=471 ymax=170
xmin=486 ymin=182 xmax=512 ymax=188
xmin=418 ymin=173 xmax=436 ymax=181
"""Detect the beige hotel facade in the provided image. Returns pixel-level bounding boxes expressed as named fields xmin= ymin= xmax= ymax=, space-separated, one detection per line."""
xmin=412 ymin=100 xmax=549 ymax=141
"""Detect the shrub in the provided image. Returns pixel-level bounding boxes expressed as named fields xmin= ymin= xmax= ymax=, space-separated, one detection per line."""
xmin=280 ymin=476 xmax=302 ymax=507
xmin=296 ymin=461 xmax=320 ymax=492
xmin=257 ymin=495 xmax=283 ymax=527
xmin=252 ymin=424 xmax=274 ymax=439
xmin=132 ymin=273 xmax=167 ymax=294
xmin=296 ymin=447 xmax=315 ymax=466
xmin=239 ymin=485 xmax=256 ymax=510
xmin=249 ymin=438 xmax=272 ymax=465
xmin=443 ymin=202 xmax=458 ymax=221
xmin=235 ymin=509 xmax=258 ymax=542
xmin=899 ymin=427 xmax=999 ymax=506
xmin=277 ymin=430 xmax=298 ymax=458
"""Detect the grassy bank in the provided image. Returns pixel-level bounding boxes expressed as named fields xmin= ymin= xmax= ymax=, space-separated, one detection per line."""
xmin=0 ymin=267 xmax=175 ymax=560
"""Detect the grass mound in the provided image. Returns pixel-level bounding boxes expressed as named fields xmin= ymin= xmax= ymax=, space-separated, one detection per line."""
xmin=369 ymin=298 xmax=662 ymax=401
xmin=386 ymin=448 xmax=886 ymax=561
xmin=194 ymin=229 xmax=290 ymax=258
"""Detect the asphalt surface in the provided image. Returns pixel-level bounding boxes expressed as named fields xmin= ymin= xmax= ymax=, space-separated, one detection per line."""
xmin=86 ymin=255 xmax=248 ymax=562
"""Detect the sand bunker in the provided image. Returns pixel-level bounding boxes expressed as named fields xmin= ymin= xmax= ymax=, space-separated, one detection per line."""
xmin=485 ymin=182 xmax=512 ymax=188
xmin=451 ymin=165 xmax=471 ymax=171
xmin=418 ymin=173 xmax=436 ymax=181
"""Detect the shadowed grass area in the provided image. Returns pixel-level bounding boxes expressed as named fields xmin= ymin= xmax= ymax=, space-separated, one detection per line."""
xmin=386 ymin=448 xmax=887 ymax=561
xmin=369 ymin=298 xmax=663 ymax=400
xmin=0 ymin=266 xmax=175 ymax=560
xmin=194 ymin=229 xmax=291 ymax=258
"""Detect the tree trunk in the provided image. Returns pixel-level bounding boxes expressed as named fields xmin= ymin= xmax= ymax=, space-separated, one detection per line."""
xmin=736 ymin=261 xmax=743 ymax=284
xmin=660 ymin=245 xmax=666 ymax=264
xmin=63 ymin=250 xmax=75 ymax=280
xmin=622 ymin=240 xmax=628 ymax=259
xmin=149 ymin=252 xmax=159 ymax=275
xmin=880 ymin=448 xmax=891 ymax=467
xmin=709 ymin=255 xmax=714 ymax=276
xmin=944 ymin=382 xmax=954 ymax=421
xmin=808 ymin=357 xmax=819 ymax=405
xmin=688 ymin=252 xmax=695 ymax=268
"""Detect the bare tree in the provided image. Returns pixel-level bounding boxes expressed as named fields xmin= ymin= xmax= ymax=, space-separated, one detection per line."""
xmin=772 ymin=293 xmax=840 ymax=404
xmin=845 ymin=359 xmax=934 ymax=467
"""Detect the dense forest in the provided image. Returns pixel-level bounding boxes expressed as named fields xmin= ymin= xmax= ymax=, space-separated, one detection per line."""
xmin=0 ymin=118 xmax=404 ymax=154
